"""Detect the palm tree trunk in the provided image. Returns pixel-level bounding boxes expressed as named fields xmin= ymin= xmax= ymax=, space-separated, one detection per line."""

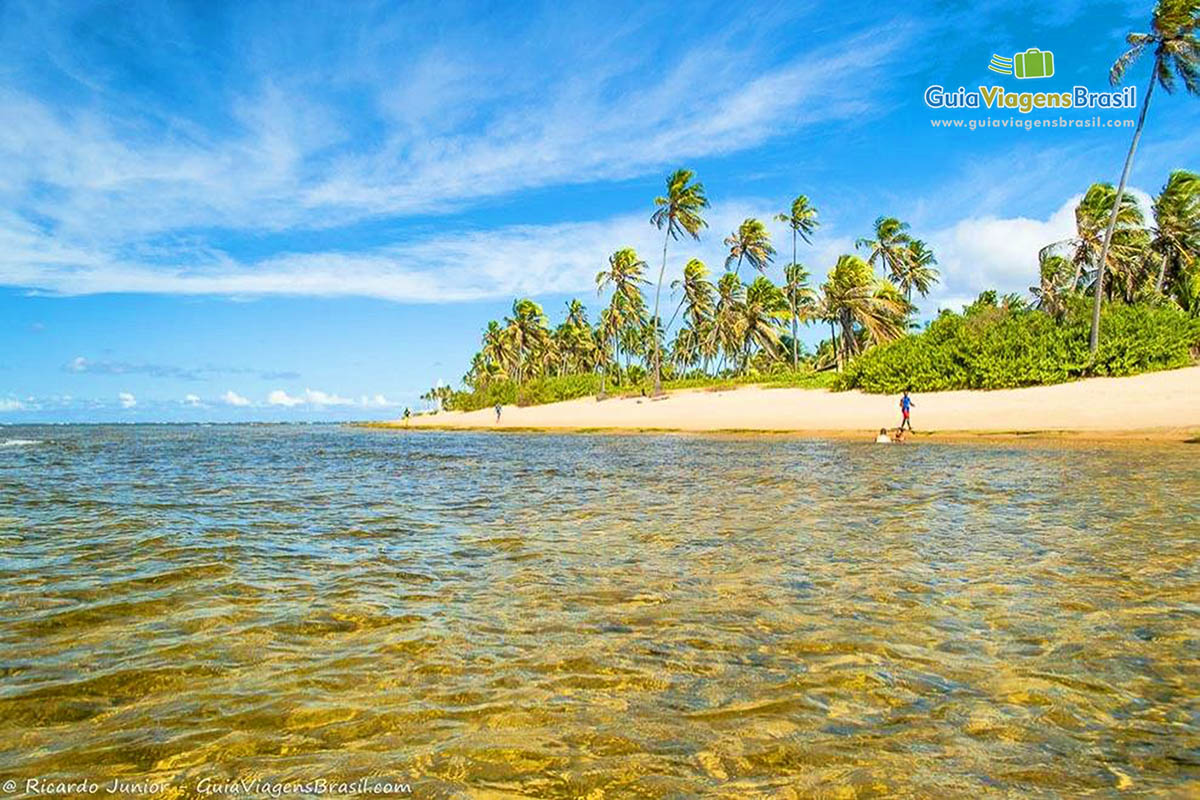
xmin=652 ymin=229 xmax=669 ymax=394
xmin=1090 ymin=64 xmax=1157 ymax=353
xmin=1155 ymin=252 xmax=1169 ymax=295
xmin=791 ymin=228 xmax=799 ymax=371
xmin=828 ymin=321 xmax=839 ymax=372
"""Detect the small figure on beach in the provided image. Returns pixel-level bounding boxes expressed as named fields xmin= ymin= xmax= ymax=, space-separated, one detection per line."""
xmin=875 ymin=428 xmax=892 ymax=443
xmin=899 ymin=390 xmax=914 ymax=432
xmin=403 ymin=407 xmax=411 ymax=425
xmin=893 ymin=427 xmax=907 ymax=444
xmin=494 ymin=403 xmax=502 ymax=423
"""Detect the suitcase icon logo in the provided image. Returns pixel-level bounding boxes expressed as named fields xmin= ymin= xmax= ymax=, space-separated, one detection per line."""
xmin=988 ymin=48 xmax=1055 ymax=79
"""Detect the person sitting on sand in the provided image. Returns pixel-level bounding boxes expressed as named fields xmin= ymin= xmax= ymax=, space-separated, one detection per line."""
xmin=875 ymin=428 xmax=892 ymax=443
xmin=893 ymin=427 xmax=907 ymax=443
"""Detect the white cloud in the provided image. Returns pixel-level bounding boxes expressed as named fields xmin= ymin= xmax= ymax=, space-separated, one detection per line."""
xmin=921 ymin=186 xmax=1153 ymax=314
xmin=267 ymin=387 xmax=392 ymax=409
xmin=118 ymin=392 xmax=136 ymax=409
xmin=222 ymin=390 xmax=251 ymax=407
xmin=0 ymin=398 xmax=25 ymax=412
xmin=184 ymin=393 xmax=202 ymax=407
xmin=267 ymin=389 xmax=303 ymax=407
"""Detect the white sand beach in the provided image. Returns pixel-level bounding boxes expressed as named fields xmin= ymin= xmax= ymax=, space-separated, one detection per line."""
xmin=398 ymin=366 xmax=1200 ymax=440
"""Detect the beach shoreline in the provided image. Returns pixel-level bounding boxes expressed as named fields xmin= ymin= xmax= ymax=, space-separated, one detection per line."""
xmin=368 ymin=366 xmax=1200 ymax=444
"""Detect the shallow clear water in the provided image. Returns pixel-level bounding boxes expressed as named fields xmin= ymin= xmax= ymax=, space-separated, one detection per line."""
xmin=0 ymin=425 xmax=1197 ymax=797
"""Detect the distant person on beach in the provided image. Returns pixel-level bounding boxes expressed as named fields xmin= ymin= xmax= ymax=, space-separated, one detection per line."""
xmin=875 ymin=428 xmax=891 ymax=443
xmin=403 ymin=407 xmax=411 ymax=425
xmin=899 ymin=390 xmax=914 ymax=432
xmin=893 ymin=427 xmax=907 ymax=444
xmin=494 ymin=403 xmax=502 ymax=423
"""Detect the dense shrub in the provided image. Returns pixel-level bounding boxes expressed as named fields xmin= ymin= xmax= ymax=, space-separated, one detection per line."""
xmin=835 ymin=299 xmax=1200 ymax=394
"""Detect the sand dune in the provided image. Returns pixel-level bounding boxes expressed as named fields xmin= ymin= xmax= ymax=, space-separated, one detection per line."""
xmin=398 ymin=366 xmax=1200 ymax=440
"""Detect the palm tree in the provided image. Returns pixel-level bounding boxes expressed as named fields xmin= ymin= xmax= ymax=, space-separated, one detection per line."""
xmin=1090 ymin=0 xmax=1200 ymax=351
xmin=503 ymin=299 xmax=550 ymax=386
xmin=710 ymin=272 xmax=746 ymax=374
xmin=856 ymin=216 xmax=912 ymax=281
xmin=1151 ymin=169 xmax=1200 ymax=294
xmin=596 ymin=247 xmax=649 ymax=389
xmin=668 ymin=258 xmax=716 ymax=334
xmin=1069 ymin=183 xmax=1147 ymax=299
xmin=1032 ymin=252 xmax=1075 ymax=316
xmin=776 ymin=195 xmax=820 ymax=278
xmin=650 ymin=169 xmax=709 ymax=394
xmin=724 ymin=218 xmax=775 ymax=277
xmin=894 ymin=239 xmax=940 ymax=303
xmin=821 ymin=255 xmax=909 ymax=368
xmin=739 ymin=276 xmax=787 ymax=373
xmin=480 ymin=320 xmax=515 ymax=380
xmin=781 ymin=262 xmax=816 ymax=370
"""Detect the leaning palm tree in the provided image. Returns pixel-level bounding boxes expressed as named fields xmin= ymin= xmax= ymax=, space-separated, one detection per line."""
xmin=650 ymin=169 xmax=709 ymax=394
xmin=776 ymin=195 xmax=820 ymax=279
xmin=894 ymin=239 xmax=940 ymax=303
xmin=781 ymin=262 xmax=816 ymax=370
xmin=856 ymin=216 xmax=912 ymax=281
xmin=724 ymin=217 xmax=776 ymax=277
xmin=821 ymin=255 xmax=909 ymax=368
xmin=1151 ymin=169 xmax=1200 ymax=295
xmin=1090 ymin=0 xmax=1200 ymax=351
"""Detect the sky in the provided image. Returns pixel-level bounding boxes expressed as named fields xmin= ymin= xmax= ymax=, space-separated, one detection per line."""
xmin=1 ymin=0 xmax=1197 ymax=422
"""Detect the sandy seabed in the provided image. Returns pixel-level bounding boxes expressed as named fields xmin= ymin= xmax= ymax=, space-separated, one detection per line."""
xmin=388 ymin=366 xmax=1200 ymax=443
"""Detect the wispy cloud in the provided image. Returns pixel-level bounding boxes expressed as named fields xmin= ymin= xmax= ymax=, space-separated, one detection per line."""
xmin=118 ymin=391 xmax=136 ymax=409
xmin=64 ymin=356 xmax=298 ymax=381
xmin=221 ymin=390 xmax=250 ymax=407
xmin=0 ymin=2 xmax=912 ymax=301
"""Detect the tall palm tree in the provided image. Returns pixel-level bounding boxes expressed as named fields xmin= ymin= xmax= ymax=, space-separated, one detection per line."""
xmin=650 ymin=169 xmax=709 ymax=394
xmin=821 ymin=255 xmax=909 ymax=368
xmin=1151 ymin=169 xmax=1200 ymax=294
xmin=596 ymin=248 xmax=649 ymax=389
xmin=776 ymin=195 xmax=820 ymax=283
xmin=724 ymin=217 xmax=776 ymax=277
xmin=856 ymin=216 xmax=912 ymax=281
xmin=781 ymin=262 xmax=816 ymax=370
xmin=894 ymin=239 xmax=940 ymax=303
xmin=1090 ymin=0 xmax=1200 ymax=351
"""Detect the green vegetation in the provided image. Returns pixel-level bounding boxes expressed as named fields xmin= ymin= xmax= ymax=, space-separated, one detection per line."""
xmin=1087 ymin=0 xmax=1199 ymax=350
xmin=423 ymin=2 xmax=1198 ymax=411
xmin=835 ymin=295 xmax=1200 ymax=393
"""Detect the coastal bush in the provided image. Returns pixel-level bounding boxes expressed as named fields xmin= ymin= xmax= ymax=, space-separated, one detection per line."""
xmin=834 ymin=298 xmax=1200 ymax=394
xmin=445 ymin=367 xmax=835 ymax=411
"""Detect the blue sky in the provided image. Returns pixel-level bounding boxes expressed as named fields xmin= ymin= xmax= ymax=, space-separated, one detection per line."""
xmin=1 ymin=0 xmax=1197 ymax=422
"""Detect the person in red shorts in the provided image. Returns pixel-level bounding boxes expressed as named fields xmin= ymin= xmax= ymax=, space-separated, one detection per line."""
xmin=899 ymin=390 xmax=914 ymax=432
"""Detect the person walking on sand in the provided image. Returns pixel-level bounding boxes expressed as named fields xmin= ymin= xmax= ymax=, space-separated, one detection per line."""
xmin=899 ymin=390 xmax=914 ymax=432
xmin=494 ymin=403 xmax=502 ymax=424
